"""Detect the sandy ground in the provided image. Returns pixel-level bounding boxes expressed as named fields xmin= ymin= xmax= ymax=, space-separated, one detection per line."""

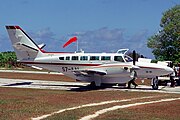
xmin=1 ymin=70 xmax=180 ymax=93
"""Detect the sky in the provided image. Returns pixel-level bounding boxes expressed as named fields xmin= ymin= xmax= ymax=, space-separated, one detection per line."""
xmin=0 ymin=0 xmax=179 ymax=58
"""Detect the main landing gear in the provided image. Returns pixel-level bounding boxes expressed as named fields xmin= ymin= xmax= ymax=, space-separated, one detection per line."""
xmin=151 ymin=76 xmax=159 ymax=90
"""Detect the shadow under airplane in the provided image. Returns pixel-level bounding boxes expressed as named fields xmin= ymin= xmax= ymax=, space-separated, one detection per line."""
xmin=3 ymin=82 xmax=154 ymax=92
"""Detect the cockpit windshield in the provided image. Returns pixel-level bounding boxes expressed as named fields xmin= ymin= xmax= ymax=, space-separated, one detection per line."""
xmin=116 ymin=49 xmax=129 ymax=54
xmin=124 ymin=55 xmax=133 ymax=62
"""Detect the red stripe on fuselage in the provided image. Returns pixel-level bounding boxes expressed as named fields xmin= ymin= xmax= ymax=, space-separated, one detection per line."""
xmin=20 ymin=61 xmax=134 ymax=69
xmin=20 ymin=61 xmax=101 ymax=66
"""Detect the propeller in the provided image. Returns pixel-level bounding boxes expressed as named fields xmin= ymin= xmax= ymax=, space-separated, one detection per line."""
xmin=124 ymin=50 xmax=139 ymax=71
xmin=133 ymin=50 xmax=136 ymax=65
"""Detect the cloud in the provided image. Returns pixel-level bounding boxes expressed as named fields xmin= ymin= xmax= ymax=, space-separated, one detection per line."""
xmin=30 ymin=27 xmax=55 ymax=42
xmin=126 ymin=29 xmax=153 ymax=58
xmin=1 ymin=27 xmax=153 ymax=58
xmin=65 ymin=27 xmax=153 ymax=58
xmin=126 ymin=29 xmax=149 ymax=49
xmin=29 ymin=28 xmax=60 ymax=51
xmin=29 ymin=27 xmax=153 ymax=58
xmin=67 ymin=27 xmax=126 ymax=52
xmin=0 ymin=34 xmax=13 ymax=52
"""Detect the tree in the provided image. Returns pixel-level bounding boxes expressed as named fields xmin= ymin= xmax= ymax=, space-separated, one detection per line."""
xmin=147 ymin=5 xmax=180 ymax=63
xmin=0 ymin=51 xmax=17 ymax=68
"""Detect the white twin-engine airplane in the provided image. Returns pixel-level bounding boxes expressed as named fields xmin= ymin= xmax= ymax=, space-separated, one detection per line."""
xmin=6 ymin=26 xmax=173 ymax=90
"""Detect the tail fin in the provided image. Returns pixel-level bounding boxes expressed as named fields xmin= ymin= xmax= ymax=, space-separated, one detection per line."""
xmin=6 ymin=26 xmax=42 ymax=61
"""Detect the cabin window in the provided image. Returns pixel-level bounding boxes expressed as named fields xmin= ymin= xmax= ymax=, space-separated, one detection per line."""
xmin=80 ymin=56 xmax=88 ymax=61
xmin=72 ymin=56 xmax=79 ymax=60
xmin=101 ymin=56 xmax=111 ymax=60
xmin=66 ymin=56 xmax=70 ymax=60
xmin=59 ymin=57 xmax=64 ymax=60
xmin=90 ymin=56 xmax=99 ymax=60
xmin=114 ymin=56 xmax=124 ymax=62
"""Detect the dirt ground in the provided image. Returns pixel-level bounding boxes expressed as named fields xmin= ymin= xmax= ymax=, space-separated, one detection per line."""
xmin=0 ymin=72 xmax=180 ymax=120
xmin=1 ymin=87 xmax=180 ymax=120
xmin=0 ymin=72 xmax=75 ymax=82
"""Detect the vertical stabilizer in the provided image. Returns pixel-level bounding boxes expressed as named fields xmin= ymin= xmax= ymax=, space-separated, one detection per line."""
xmin=6 ymin=26 xmax=42 ymax=61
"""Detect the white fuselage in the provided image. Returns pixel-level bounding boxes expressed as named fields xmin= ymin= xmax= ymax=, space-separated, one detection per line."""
xmin=21 ymin=51 xmax=173 ymax=85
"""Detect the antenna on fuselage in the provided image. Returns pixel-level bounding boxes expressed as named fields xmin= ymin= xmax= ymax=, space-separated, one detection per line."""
xmin=76 ymin=38 xmax=78 ymax=52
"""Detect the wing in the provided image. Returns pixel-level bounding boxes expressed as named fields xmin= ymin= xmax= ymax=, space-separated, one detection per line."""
xmin=73 ymin=63 xmax=139 ymax=77
xmin=73 ymin=69 xmax=107 ymax=76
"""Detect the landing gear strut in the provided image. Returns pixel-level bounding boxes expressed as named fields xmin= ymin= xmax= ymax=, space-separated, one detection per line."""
xmin=151 ymin=76 xmax=159 ymax=90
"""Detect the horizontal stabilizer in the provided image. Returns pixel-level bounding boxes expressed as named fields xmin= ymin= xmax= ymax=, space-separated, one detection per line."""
xmin=31 ymin=66 xmax=43 ymax=70
xmin=13 ymin=42 xmax=38 ymax=52
xmin=38 ymin=43 xmax=46 ymax=49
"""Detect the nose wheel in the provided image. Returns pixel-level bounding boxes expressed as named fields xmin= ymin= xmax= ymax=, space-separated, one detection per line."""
xmin=151 ymin=76 xmax=159 ymax=90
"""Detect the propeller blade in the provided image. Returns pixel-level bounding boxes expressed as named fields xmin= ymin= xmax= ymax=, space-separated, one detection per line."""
xmin=133 ymin=50 xmax=136 ymax=65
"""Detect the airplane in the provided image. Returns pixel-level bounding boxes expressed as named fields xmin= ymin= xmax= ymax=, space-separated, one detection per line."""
xmin=6 ymin=26 xmax=174 ymax=90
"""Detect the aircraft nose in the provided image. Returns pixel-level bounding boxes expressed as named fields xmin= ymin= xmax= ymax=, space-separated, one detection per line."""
xmin=164 ymin=67 xmax=174 ymax=74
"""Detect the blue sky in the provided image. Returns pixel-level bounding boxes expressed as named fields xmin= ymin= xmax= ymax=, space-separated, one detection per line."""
xmin=0 ymin=0 xmax=179 ymax=58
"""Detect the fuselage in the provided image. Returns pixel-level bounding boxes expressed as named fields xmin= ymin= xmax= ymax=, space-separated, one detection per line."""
xmin=21 ymin=50 xmax=173 ymax=84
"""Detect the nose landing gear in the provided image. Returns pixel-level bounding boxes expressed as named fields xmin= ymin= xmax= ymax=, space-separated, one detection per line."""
xmin=151 ymin=76 xmax=159 ymax=90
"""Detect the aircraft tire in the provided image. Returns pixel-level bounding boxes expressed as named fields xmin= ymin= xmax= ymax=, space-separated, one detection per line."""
xmin=152 ymin=77 xmax=159 ymax=90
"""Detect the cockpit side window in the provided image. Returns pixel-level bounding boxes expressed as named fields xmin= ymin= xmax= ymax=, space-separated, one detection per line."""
xmin=114 ymin=56 xmax=124 ymax=62
xmin=59 ymin=57 xmax=64 ymax=60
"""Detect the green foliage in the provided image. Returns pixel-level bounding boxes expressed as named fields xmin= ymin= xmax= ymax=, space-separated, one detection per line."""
xmin=147 ymin=5 xmax=180 ymax=63
xmin=0 ymin=51 xmax=17 ymax=68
